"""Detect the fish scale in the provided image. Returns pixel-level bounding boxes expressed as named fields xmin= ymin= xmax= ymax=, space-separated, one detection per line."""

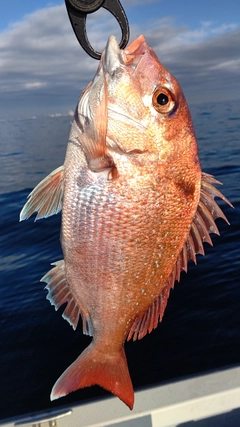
xmin=63 ymin=166 xmax=192 ymax=323
xmin=20 ymin=34 xmax=232 ymax=409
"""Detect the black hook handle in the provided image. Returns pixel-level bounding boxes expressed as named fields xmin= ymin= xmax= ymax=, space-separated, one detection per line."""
xmin=65 ymin=0 xmax=130 ymax=60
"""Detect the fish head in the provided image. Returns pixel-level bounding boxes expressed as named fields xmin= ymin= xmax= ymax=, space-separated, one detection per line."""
xmin=102 ymin=35 xmax=199 ymax=166
xmin=74 ymin=35 xmax=200 ymax=180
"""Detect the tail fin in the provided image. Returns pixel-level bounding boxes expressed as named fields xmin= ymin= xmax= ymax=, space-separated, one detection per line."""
xmin=50 ymin=343 xmax=134 ymax=409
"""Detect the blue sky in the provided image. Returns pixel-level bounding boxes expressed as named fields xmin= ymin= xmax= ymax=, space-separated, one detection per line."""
xmin=0 ymin=0 xmax=240 ymax=118
xmin=1 ymin=0 xmax=239 ymax=31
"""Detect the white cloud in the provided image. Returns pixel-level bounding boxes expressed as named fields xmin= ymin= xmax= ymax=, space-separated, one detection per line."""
xmin=171 ymin=20 xmax=238 ymax=44
xmin=211 ymin=23 xmax=237 ymax=34
xmin=209 ymin=58 xmax=240 ymax=72
xmin=24 ymin=82 xmax=47 ymax=90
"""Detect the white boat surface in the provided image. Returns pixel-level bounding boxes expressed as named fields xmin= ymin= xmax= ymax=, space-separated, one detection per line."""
xmin=1 ymin=364 xmax=240 ymax=427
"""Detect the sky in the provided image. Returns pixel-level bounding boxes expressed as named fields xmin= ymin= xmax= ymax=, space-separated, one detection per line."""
xmin=0 ymin=0 xmax=239 ymax=119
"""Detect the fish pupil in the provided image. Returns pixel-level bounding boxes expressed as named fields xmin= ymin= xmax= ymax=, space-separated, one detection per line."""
xmin=157 ymin=93 xmax=169 ymax=106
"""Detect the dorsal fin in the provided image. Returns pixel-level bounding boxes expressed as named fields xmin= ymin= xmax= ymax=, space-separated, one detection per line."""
xmin=128 ymin=172 xmax=232 ymax=341
xmin=20 ymin=166 xmax=63 ymax=221
xmin=41 ymin=260 xmax=93 ymax=335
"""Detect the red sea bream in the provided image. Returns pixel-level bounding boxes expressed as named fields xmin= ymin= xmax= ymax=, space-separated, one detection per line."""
xmin=20 ymin=35 xmax=232 ymax=409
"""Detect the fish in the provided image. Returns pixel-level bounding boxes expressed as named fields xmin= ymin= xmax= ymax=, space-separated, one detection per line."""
xmin=20 ymin=34 xmax=232 ymax=409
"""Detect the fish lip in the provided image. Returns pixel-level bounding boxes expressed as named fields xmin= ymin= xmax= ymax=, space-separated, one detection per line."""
xmin=103 ymin=35 xmax=148 ymax=74
xmin=124 ymin=34 xmax=148 ymax=56
xmin=102 ymin=35 xmax=123 ymax=75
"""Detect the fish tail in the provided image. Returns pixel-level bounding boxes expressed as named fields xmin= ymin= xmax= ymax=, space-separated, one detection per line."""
xmin=50 ymin=343 xmax=134 ymax=409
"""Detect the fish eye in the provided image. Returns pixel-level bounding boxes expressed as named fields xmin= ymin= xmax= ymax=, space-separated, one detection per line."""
xmin=152 ymin=87 xmax=175 ymax=114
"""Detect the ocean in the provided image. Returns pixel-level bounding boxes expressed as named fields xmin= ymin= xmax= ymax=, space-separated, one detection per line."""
xmin=0 ymin=100 xmax=239 ymax=420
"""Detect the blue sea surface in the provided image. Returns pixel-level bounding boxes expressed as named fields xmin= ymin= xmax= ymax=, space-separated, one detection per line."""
xmin=0 ymin=101 xmax=239 ymax=420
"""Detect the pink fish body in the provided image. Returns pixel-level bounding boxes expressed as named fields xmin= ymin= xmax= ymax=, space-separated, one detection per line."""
xmin=20 ymin=35 xmax=231 ymax=409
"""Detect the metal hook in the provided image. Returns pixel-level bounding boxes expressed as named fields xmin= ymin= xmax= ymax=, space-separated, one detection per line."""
xmin=65 ymin=0 xmax=130 ymax=60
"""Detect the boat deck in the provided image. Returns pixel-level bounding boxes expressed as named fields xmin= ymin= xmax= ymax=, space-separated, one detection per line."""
xmin=1 ymin=365 xmax=240 ymax=427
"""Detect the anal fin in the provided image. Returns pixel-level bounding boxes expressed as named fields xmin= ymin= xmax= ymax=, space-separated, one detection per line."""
xmin=41 ymin=260 xmax=92 ymax=334
xmin=20 ymin=165 xmax=63 ymax=221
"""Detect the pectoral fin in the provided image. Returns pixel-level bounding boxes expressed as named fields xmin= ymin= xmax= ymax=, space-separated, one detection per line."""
xmin=20 ymin=165 xmax=63 ymax=221
xmin=75 ymin=73 xmax=116 ymax=175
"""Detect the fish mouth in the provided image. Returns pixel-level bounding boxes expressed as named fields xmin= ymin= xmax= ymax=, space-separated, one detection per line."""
xmin=102 ymin=35 xmax=148 ymax=74
xmin=103 ymin=36 xmax=149 ymax=133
